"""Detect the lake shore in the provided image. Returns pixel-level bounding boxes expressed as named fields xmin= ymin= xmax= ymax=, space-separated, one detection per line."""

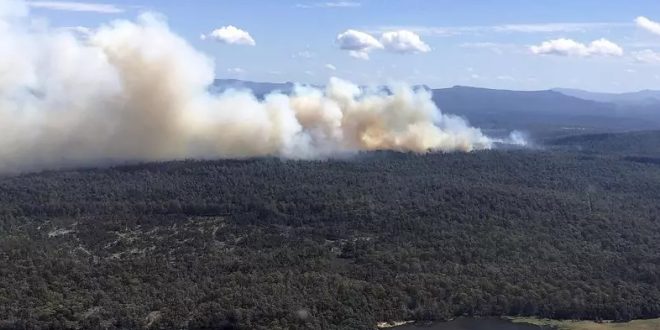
xmin=509 ymin=317 xmax=660 ymax=330
xmin=377 ymin=317 xmax=553 ymax=329
xmin=377 ymin=317 xmax=660 ymax=330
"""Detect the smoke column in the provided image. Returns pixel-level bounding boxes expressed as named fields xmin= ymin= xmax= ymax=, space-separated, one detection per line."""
xmin=0 ymin=1 xmax=494 ymax=174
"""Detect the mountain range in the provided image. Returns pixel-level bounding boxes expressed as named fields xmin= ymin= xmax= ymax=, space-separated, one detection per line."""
xmin=552 ymin=88 xmax=660 ymax=105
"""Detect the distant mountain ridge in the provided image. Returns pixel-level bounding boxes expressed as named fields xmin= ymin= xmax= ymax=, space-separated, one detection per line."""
xmin=432 ymin=85 xmax=616 ymax=117
xmin=431 ymin=86 xmax=660 ymax=132
xmin=553 ymin=88 xmax=660 ymax=105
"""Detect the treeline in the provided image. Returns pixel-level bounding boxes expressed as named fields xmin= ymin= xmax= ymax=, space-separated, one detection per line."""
xmin=1 ymin=150 xmax=659 ymax=329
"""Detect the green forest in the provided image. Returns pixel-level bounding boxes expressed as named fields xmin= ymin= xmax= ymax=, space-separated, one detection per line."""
xmin=1 ymin=132 xmax=660 ymax=329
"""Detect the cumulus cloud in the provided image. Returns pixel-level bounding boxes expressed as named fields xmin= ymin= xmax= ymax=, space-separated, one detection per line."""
xmin=0 ymin=3 xmax=495 ymax=174
xmin=530 ymin=38 xmax=623 ymax=57
xmin=636 ymin=16 xmax=660 ymax=36
xmin=202 ymin=25 xmax=255 ymax=46
xmin=380 ymin=30 xmax=431 ymax=53
xmin=26 ymin=1 xmax=123 ymax=13
xmin=632 ymin=49 xmax=660 ymax=64
xmin=325 ymin=63 xmax=336 ymax=70
xmin=336 ymin=29 xmax=383 ymax=59
xmin=336 ymin=29 xmax=431 ymax=58
xmin=585 ymin=39 xmax=624 ymax=56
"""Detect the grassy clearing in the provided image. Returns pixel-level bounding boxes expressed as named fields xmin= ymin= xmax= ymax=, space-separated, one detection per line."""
xmin=510 ymin=317 xmax=660 ymax=330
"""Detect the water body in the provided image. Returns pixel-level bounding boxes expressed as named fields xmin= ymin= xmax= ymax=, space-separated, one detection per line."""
xmin=391 ymin=318 xmax=553 ymax=330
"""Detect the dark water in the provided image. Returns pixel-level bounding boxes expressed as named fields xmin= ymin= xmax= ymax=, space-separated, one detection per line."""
xmin=392 ymin=318 xmax=552 ymax=330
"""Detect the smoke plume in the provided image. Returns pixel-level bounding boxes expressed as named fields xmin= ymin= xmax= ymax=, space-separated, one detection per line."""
xmin=0 ymin=1 xmax=495 ymax=173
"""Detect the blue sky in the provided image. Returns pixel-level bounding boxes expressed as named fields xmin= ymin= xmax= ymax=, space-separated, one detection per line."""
xmin=24 ymin=0 xmax=660 ymax=92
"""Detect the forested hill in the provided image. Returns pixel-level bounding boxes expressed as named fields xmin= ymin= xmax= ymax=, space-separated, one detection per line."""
xmin=1 ymin=147 xmax=660 ymax=329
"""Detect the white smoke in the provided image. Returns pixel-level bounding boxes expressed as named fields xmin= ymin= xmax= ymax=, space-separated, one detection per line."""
xmin=0 ymin=1 xmax=496 ymax=174
xmin=500 ymin=130 xmax=529 ymax=147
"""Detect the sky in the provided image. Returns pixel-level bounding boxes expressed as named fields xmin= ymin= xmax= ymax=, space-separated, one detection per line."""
xmin=20 ymin=0 xmax=660 ymax=92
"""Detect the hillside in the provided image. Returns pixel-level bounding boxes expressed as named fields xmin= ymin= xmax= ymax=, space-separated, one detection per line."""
xmin=1 ymin=147 xmax=660 ymax=329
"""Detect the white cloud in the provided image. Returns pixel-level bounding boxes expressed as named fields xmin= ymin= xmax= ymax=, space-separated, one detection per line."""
xmin=325 ymin=63 xmax=337 ymax=71
xmin=27 ymin=1 xmax=123 ymax=13
xmin=202 ymin=26 xmax=256 ymax=46
xmin=380 ymin=30 xmax=431 ymax=54
xmin=530 ymin=38 xmax=623 ymax=57
xmin=296 ymin=1 xmax=360 ymax=9
xmin=636 ymin=16 xmax=660 ymax=36
xmin=336 ymin=29 xmax=383 ymax=59
xmin=632 ymin=49 xmax=660 ymax=64
xmin=337 ymin=29 xmax=383 ymax=51
xmin=336 ymin=29 xmax=431 ymax=58
xmin=587 ymin=39 xmax=624 ymax=56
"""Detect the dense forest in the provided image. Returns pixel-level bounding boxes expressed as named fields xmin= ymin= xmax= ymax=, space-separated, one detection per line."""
xmin=548 ymin=130 xmax=660 ymax=156
xmin=1 ymin=133 xmax=660 ymax=329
